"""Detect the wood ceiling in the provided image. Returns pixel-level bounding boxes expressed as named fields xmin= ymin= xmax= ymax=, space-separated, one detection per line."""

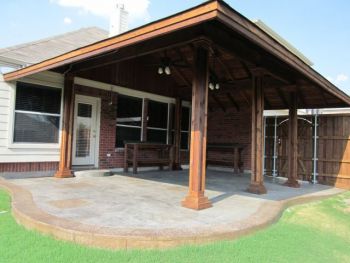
xmin=53 ymin=20 xmax=347 ymax=111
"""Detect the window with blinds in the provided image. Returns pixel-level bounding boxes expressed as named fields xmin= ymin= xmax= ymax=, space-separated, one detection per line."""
xmin=147 ymin=100 xmax=168 ymax=144
xmin=13 ymin=82 xmax=62 ymax=143
xmin=115 ymin=95 xmax=143 ymax=148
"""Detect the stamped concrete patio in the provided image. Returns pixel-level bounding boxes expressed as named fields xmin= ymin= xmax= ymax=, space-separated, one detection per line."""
xmin=0 ymin=170 xmax=345 ymax=249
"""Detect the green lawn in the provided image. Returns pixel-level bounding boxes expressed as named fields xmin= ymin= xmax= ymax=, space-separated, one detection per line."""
xmin=0 ymin=189 xmax=350 ymax=263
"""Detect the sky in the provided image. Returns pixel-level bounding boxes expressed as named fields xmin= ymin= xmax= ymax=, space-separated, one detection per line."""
xmin=1 ymin=0 xmax=350 ymax=94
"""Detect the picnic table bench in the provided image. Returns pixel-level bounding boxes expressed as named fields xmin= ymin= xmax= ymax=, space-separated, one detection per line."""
xmin=206 ymin=143 xmax=244 ymax=174
xmin=124 ymin=142 xmax=174 ymax=174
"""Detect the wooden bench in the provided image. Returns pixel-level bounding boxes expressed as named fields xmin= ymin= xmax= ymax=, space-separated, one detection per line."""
xmin=124 ymin=142 xmax=174 ymax=174
xmin=206 ymin=143 xmax=244 ymax=174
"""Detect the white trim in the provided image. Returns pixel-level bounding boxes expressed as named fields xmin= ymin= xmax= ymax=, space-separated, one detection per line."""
xmin=72 ymin=94 xmax=101 ymax=167
xmin=147 ymin=127 xmax=167 ymax=131
xmin=116 ymin=124 xmax=141 ymax=129
xmin=14 ymin=110 xmax=61 ymax=117
xmin=75 ymin=77 xmax=176 ymax=104
xmin=7 ymin=78 xmax=64 ymax=149
xmin=16 ymin=71 xmax=64 ymax=89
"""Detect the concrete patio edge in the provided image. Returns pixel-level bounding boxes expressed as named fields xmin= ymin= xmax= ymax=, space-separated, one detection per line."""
xmin=0 ymin=177 xmax=345 ymax=250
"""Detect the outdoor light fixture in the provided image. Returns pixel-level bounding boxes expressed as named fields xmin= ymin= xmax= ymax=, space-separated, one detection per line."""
xmin=164 ymin=66 xmax=171 ymax=75
xmin=209 ymin=82 xmax=215 ymax=90
xmin=209 ymin=74 xmax=220 ymax=91
xmin=157 ymin=57 xmax=172 ymax=76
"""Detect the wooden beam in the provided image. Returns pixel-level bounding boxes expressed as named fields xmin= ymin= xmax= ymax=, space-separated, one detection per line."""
xmin=54 ymin=74 xmax=75 ymax=178
xmin=285 ymin=92 xmax=300 ymax=188
xmin=211 ymin=93 xmax=226 ymax=112
xmin=247 ymin=75 xmax=267 ymax=194
xmin=175 ymin=47 xmax=193 ymax=68
xmin=172 ymin=66 xmax=192 ymax=87
xmin=71 ymin=34 xmax=201 ymax=74
xmin=240 ymin=60 xmax=252 ymax=79
xmin=226 ymin=92 xmax=240 ymax=111
xmin=274 ymin=87 xmax=289 ymax=108
xmin=182 ymin=42 xmax=212 ymax=210
xmin=216 ymin=54 xmax=236 ymax=81
xmin=296 ymin=86 xmax=306 ymax=108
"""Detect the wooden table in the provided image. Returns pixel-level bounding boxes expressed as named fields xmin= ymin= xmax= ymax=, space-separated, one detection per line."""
xmin=124 ymin=142 xmax=174 ymax=174
xmin=206 ymin=143 xmax=244 ymax=174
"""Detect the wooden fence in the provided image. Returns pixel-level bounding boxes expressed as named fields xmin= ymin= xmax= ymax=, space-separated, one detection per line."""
xmin=264 ymin=114 xmax=350 ymax=189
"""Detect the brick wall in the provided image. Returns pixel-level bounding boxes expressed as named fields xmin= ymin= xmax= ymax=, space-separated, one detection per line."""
xmin=207 ymin=106 xmax=252 ymax=171
xmin=0 ymin=84 xmax=251 ymax=173
xmin=75 ymin=85 xmax=120 ymax=168
xmin=0 ymin=162 xmax=58 ymax=173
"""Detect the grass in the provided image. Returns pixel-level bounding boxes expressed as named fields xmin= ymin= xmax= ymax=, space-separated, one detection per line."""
xmin=0 ymin=189 xmax=350 ymax=263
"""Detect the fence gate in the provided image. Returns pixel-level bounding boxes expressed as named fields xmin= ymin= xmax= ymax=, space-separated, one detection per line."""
xmin=265 ymin=116 xmax=314 ymax=181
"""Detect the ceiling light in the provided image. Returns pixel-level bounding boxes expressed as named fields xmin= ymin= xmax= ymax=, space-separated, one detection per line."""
xmin=164 ymin=66 xmax=171 ymax=75
xmin=209 ymin=83 xmax=215 ymax=90
xmin=215 ymin=83 xmax=220 ymax=90
xmin=158 ymin=67 xmax=164 ymax=75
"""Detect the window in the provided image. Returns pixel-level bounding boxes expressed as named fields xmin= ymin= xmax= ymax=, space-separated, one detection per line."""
xmin=13 ymin=82 xmax=62 ymax=143
xmin=116 ymin=95 xmax=143 ymax=147
xmin=170 ymin=105 xmax=191 ymax=150
xmin=181 ymin=106 xmax=190 ymax=150
xmin=115 ymin=93 xmax=190 ymax=149
xmin=147 ymin=100 xmax=169 ymax=144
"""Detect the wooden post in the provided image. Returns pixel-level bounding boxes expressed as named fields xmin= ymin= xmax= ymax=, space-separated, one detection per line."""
xmin=182 ymin=42 xmax=212 ymax=210
xmin=141 ymin=98 xmax=149 ymax=142
xmin=172 ymin=98 xmax=182 ymax=170
xmin=54 ymin=74 xmax=75 ymax=178
xmin=247 ymin=74 xmax=267 ymax=194
xmin=285 ymin=92 xmax=300 ymax=187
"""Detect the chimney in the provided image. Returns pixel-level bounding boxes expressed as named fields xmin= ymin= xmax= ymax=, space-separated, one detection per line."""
xmin=109 ymin=2 xmax=129 ymax=37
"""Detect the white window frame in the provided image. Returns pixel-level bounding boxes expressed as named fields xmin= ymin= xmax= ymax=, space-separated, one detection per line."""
xmin=147 ymin=100 xmax=170 ymax=145
xmin=8 ymin=80 xmax=63 ymax=149
xmin=115 ymin=96 xmax=144 ymax=149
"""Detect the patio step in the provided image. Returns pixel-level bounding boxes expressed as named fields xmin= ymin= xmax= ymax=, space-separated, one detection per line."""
xmin=74 ymin=169 xmax=112 ymax=178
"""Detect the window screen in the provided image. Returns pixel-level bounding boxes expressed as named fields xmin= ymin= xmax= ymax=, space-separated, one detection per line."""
xmin=14 ymin=82 xmax=61 ymax=143
xmin=147 ymin=100 xmax=169 ymax=144
xmin=116 ymin=95 xmax=143 ymax=147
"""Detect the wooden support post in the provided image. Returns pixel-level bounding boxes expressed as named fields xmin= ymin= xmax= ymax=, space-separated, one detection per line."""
xmin=247 ymin=74 xmax=267 ymax=194
xmin=141 ymin=98 xmax=149 ymax=142
xmin=182 ymin=42 xmax=212 ymax=210
xmin=172 ymin=98 xmax=183 ymax=170
xmin=54 ymin=75 xmax=75 ymax=178
xmin=285 ymin=92 xmax=300 ymax=188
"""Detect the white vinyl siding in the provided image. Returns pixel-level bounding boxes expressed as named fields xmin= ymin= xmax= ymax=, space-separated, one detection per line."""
xmin=0 ymin=71 xmax=64 ymax=163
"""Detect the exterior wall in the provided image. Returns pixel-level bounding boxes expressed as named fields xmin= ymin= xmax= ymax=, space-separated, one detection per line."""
xmin=75 ymin=84 xmax=119 ymax=169
xmin=0 ymin=162 xmax=58 ymax=173
xmin=0 ymin=72 xmax=63 ymax=172
xmin=0 ymin=66 xmax=252 ymax=173
xmin=207 ymin=106 xmax=252 ymax=171
xmin=75 ymin=83 xmax=191 ymax=169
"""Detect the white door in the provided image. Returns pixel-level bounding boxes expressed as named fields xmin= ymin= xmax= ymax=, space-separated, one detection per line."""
xmin=72 ymin=95 xmax=100 ymax=166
